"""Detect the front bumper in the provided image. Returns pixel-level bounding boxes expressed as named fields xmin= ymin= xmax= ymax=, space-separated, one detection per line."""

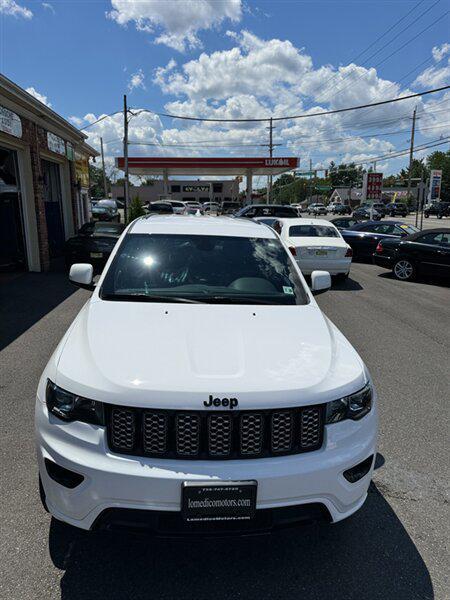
xmin=36 ymin=396 xmax=377 ymax=531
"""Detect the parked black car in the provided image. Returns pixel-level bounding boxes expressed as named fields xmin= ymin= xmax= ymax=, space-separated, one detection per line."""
xmin=371 ymin=202 xmax=388 ymax=216
xmin=341 ymin=220 xmax=419 ymax=260
xmin=424 ymin=201 xmax=450 ymax=219
xmin=374 ymin=228 xmax=450 ymax=281
xmin=385 ymin=202 xmax=408 ymax=217
xmin=91 ymin=199 xmax=120 ymax=222
xmin=352 ymin=206 xmax=382 ymax=221
xmin=330 ymin=217 xmax=360 ymax=231
xmin=331 ymin=203 xmax=352 ymax=215
xmin=221 ymin=201 xmax=241 ymax=215
xmin=144 ymin=201 xmax=174 ymax=215
xmin=64 ymin=221 xmax=126 ymax=272
xmin=235 ymin=204 xmax=299 ymax=218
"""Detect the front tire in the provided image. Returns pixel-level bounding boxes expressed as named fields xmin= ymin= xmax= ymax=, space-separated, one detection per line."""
xmin=393 ymin=258 xmax=416 ymax=281
xmin=424 ymin=213 xmax=429 ymax=218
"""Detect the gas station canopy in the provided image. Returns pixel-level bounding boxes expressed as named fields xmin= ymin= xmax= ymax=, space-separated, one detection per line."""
xmin=116 ymin=156 xmax=299 ymax=203
xmin=116 ymin=156 xmax=298 ymax=177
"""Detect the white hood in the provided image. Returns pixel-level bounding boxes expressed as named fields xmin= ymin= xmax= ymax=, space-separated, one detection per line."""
xmin=55 ymin=299 xmax=366 ymax=410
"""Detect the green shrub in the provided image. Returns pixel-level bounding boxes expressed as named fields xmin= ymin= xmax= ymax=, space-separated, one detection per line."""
xmin=127 ymin=196 xmax=145 ymax=223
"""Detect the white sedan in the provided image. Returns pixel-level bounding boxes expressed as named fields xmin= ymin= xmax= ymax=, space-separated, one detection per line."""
xmin=276 ymin=218 xmax=353 ymax=279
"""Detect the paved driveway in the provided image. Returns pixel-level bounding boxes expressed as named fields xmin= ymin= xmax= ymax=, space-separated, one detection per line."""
xmin=0 ymin=265 xmax=448 ymax=599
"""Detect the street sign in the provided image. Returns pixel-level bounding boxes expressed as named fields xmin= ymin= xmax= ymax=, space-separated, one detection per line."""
xmin=362 ymin=172 xmax=383 ymax=201
xmin=294 ymin=171 xmax=314 ymax=177
xmin=315 ymin=185 xmax=332 ymax=191
xmin=429 ymin=169 xmax=442 ymax=201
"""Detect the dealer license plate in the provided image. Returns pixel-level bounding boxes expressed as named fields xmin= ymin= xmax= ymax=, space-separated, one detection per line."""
xmin=90 ymin=252 xmax=103 ymax=258
xmin=182 ymin=481 xmax=257 ymax=522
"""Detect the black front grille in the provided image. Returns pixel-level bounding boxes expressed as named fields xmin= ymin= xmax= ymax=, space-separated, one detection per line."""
xmin=106 ymin=405 xmax=324 ymax=460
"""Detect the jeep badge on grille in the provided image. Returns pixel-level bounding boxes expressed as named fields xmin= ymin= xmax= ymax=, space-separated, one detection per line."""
xmin=204 ymin=395 xmax=238 ymax=409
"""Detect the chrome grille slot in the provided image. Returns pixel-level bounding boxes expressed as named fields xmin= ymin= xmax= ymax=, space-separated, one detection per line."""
xmin=240 ymin=413 xmax=264 ymax=456
xmin=176 ymin=413 xmax=200 ymax=456
xmin=271 ymin=411 xmax=293 ymax=453
xmin=110 ymin=408 xmax=135 ymax=451
xmin=300 ymin=407 xmax=322 ymax=449
xmin=143 ymin=412 xmax=168 ymax=455
xmin=208 ymin=414 xmax=233 ymax=457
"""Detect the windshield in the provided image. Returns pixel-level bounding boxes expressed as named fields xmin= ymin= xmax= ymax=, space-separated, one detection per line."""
xmin=289 ymin=225 xmax=339 ymax=238
xmin=397 ymin=224 xmax=419 ymax=235
xmin=101 ymin=234 xmax=308 ymax=305
xmin=94 ymin=223 xmax=124 ymax=235
xmin=93 ymin=206 xmax=109 ymax=213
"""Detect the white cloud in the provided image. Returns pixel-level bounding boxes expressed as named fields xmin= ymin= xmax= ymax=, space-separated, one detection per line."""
xmin=107 ymin=0 xmax=242 ymax=52
xmin=413 ymin=63 xmax=450 ymax=89
xmin=42 ymin=2 xmax=54 ymax=13
xmin=71 ymin=33 xmax=448 ymax=177
xmin=432 ymin=43 xmax=450 ymax=63
xmin=0 ymin=0 xmax=32 ymax=18
xmin=26 ymin=86 xmax=52 ymax=107
xmin=128 ymin=68 xmax=146 ymax=91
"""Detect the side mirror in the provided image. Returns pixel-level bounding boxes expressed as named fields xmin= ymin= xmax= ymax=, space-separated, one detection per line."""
xmin=69 ymin=264 xmax=95 ymax=291
xmin=311 ymin=270 xmax=331 ymax=294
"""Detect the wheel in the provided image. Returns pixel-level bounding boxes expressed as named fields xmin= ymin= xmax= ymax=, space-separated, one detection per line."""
xmin=437 ymin=213 xmax=442 ymax=219
xmin=424 ymin=213 xmax=429 ymax=218
xmin=393 ymin=258 xmax=416 ymax=281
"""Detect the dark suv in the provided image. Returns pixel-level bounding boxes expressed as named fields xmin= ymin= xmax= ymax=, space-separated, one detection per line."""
xmin=235 ymin=204 xmax=299 ymax=218
xmin=424 ymin=202 xmax=450 ymax=219
xmin=385 ymin=202 xmax=408 ymax=217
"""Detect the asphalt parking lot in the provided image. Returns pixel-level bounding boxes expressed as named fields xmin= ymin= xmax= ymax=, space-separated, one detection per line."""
xmin=0 ymin=263 xmax=449 ymax=600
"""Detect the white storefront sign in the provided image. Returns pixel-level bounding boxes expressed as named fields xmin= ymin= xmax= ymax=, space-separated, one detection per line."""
xmin=47 ymin=131 xmax=66 ymax=156
xmin=0 ymin=105 xmax=22 ymax=138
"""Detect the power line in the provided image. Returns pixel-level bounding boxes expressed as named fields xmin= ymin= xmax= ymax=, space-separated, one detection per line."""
xmin=79 ymin=110 xmax=122 ymax=130
xmin=319 ymin=7 xmax=448 ymax=106
xmin=308 ymin=0 xmax=427 ymax=108
xmin=135 ymin=85 xmax=449 ymax=123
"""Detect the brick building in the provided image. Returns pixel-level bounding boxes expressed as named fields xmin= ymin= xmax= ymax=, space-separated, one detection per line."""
xmin=0 ymin=74 xmax=98 ymax=272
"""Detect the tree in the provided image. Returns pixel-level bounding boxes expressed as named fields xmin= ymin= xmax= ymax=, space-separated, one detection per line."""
xmin=426 ymin=150 xmax=450 ymax=202
xmin=328 ymin=162 xmax=364 ymax=188
xmin=398 ymin=158 xmax=428 ymax=183
xmin=89 ymin=164 xmax=112 ymax=199
xmin=273 ymin=174 xmax=295 ymax=189
xmin=127 ymin=196 xmax=145 ymax=223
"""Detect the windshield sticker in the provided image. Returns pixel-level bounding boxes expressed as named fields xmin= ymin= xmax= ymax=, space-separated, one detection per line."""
xmin=283 ymin=286 xmax=294 ymax=295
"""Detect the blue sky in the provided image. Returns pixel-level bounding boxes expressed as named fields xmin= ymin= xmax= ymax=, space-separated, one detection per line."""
xmin=1 ymin=0 xmax=449 ymax=177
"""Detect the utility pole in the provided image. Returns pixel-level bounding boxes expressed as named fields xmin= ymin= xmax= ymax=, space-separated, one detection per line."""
xmin=373 ymin=161 xmax=377 ymax=172
xmin=407 ymin=107 xmax=417 ymax=206
xmin=100 ymin=137 xmax=107 ymax=198
xmin=267 ymin=117 xmax=274 ymax=204
xmin=123 ymin=94 xmax=130 ymax=223
xmin=308 ymin=158 xmax=313 ymax=204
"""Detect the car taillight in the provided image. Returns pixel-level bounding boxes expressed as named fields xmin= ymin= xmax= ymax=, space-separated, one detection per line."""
xmin=375 ymin=242 xmax=383 ymax=253
xmin=345 ymin=247 xmax=353 ymax=257
xmin=289 ymin=246 xmax=297 ymax=256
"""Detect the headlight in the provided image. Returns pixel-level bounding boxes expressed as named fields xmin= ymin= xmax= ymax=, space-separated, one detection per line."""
xmin=46 ymin=380 xmax=104 ymax=425
xmin=325 ymin=383 xmax=372 ymax=424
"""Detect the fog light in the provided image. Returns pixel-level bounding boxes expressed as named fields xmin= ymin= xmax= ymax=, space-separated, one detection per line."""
xmin=343 ymin=455 xmax=374 ymax=483
xmin=45 ymin=459 xmax=84 ymax=489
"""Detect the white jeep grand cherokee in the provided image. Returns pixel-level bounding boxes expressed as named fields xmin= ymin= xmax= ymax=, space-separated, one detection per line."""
xmin=36 ymin=215 xmax=377 ymax=534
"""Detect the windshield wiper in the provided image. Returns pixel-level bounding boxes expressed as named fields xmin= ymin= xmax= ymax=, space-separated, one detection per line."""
xmin=204 ymin=295 xmax=281 ymax=305
xmin=102 ymin=293 xmax=206 ymax=304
